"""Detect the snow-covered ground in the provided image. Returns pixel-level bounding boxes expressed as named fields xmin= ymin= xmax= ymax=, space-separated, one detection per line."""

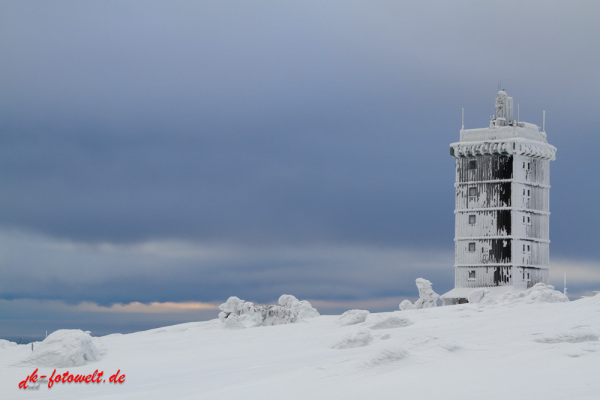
xmin=1 ymin=289 xmax=599 ymax=399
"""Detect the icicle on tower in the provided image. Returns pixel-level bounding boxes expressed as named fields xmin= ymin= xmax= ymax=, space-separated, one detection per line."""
xmin=441 ymin=91 xmax=556 ymax=305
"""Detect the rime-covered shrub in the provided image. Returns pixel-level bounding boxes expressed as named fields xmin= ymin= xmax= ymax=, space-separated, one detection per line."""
xmin=218 ymin=295 xmax=319 ymax=328
xmin=399 ymin=299 xmax=414 ymax=311
xmin=338 ymin=309 xmax=369 ymax=326
xmin=399 ymin=278 xmax=439 ymax=310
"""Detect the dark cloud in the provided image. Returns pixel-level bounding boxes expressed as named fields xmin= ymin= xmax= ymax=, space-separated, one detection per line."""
xmin=0 ymin=1 xmax=599 ymax=337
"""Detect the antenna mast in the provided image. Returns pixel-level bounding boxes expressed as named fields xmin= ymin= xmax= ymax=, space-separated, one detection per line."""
xmin=461 ymin=108 xmax=464 ymax=130
xmin=543 ymin=110 xmax=546 ymax=132
xmin=564 ymin=271 xmax=568 ymax=296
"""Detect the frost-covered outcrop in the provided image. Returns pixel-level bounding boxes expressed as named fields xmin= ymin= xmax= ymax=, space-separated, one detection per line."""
xmin=399 ymin=278 xmax=439 ymax=310
xmin=16 ymin=330 xmax=104 ymax=368
xmin=219 ymin=295 xmax=319 ymax=329
xmin=338 ymin=309 xmax=369 ymax=326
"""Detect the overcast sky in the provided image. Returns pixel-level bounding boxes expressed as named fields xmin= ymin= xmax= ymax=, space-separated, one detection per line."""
xmin=1 ymin=0 xmax=599 ymax=340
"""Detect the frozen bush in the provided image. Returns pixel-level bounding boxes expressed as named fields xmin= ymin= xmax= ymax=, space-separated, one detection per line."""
xmin=414 ymin=278 xmax=439 ymax=308
xmin=399 ymin=278 xmax=439 ymax=310
xmin=399 ymin=299 xmax=415 ymax=311
xmin=219 ymin=295 xmax=319 ymax=328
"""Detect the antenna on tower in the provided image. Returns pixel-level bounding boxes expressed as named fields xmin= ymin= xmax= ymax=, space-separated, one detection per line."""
xmin=543 ymin=110 xmax=546 ymax=132
xmin=461 ymin=108 xmax=464 ymax=130
xmin=564 ymin=271 xmax=568 ymax=296
xmin=517 ymin=104 xmax=520 ymax=124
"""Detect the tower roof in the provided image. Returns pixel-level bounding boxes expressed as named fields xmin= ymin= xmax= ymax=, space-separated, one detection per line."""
xmin=450 ymin=91 xmax=556 ymax=160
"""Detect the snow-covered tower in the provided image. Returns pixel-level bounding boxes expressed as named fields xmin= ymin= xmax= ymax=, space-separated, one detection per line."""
xmin=441 ymin=91 xmax=556 ymax=305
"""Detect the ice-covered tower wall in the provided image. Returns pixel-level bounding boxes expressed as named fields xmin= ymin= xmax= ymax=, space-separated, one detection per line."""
xmin=449 ymin=91 xmax=556 ymax=293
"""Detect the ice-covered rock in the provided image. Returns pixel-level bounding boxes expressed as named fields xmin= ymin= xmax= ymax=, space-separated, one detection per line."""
xmin=338 ymin=309 xmax=369 ymax=326
xmin=218 ymin=295 xmax=319 ymax=328
xmin=16 ymin=330 xmax=104 ymax=368
xmin=399 ymin=278 xmax=439 ymax=310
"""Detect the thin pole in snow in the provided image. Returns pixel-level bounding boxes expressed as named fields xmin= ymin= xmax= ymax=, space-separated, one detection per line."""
xmin=564 ymin=271 xmax=567 ymax=296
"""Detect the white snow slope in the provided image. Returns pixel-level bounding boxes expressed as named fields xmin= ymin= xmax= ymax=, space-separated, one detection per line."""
xmin=1 ymin=293 xmax=600 ymax=399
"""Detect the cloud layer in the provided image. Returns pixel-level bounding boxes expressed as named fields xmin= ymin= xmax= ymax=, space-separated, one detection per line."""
xmin=1 ymin=1 xmax=599 ymax=337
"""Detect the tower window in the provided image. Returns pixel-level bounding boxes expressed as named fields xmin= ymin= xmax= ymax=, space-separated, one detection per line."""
xmin=468 ymin=187 xmax=477 ymax=196
xmin=468 ymin=242 xmax=476 ymax=252
xmin=469 ymin=271 xmax=476 ymax=279
xmin=468 ymin=160 xmax=477 ymax=169
xmin=469 ymin=215 xmax=476 ymax=224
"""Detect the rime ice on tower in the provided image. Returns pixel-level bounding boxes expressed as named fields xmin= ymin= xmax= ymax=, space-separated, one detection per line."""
xmin=440 ymin=91 xmax=556 ymax=305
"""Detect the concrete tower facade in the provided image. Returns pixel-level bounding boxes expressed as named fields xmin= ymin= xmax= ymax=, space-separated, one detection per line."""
xmin=441 ymin=91 xmax=556 ymax=305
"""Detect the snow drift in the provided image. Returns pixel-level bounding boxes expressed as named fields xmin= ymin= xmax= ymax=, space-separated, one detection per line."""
xmin=468 ymin=283 xmax=569 ymax=305
xmin=16 ymin=329 xmax=104 ymax=368
xmin=338 ymin=309 xmax=369 ymax=326
xmin=0 ymin=339 xmax=16 ymax=350
xmin=219 ymin=294 xmax=319 ymax=328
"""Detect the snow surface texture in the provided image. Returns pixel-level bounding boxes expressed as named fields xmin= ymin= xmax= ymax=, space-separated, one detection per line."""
xmin=15 ymin=330 xmax=104 ymax=368
xmin=399 ymin=278 xmax=439 ymax=310
xmin=0 ymin=339 xmax=17 ymax=350
xmin=218 ymin=294 xmax=319 ymax=328
xmin=468 ymin=283 xmax=569 ymax=305
xmin=2 ymin=292 xmax=600 ymax=399
xmin=338 ymin=309 xmax=369 ymax=326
